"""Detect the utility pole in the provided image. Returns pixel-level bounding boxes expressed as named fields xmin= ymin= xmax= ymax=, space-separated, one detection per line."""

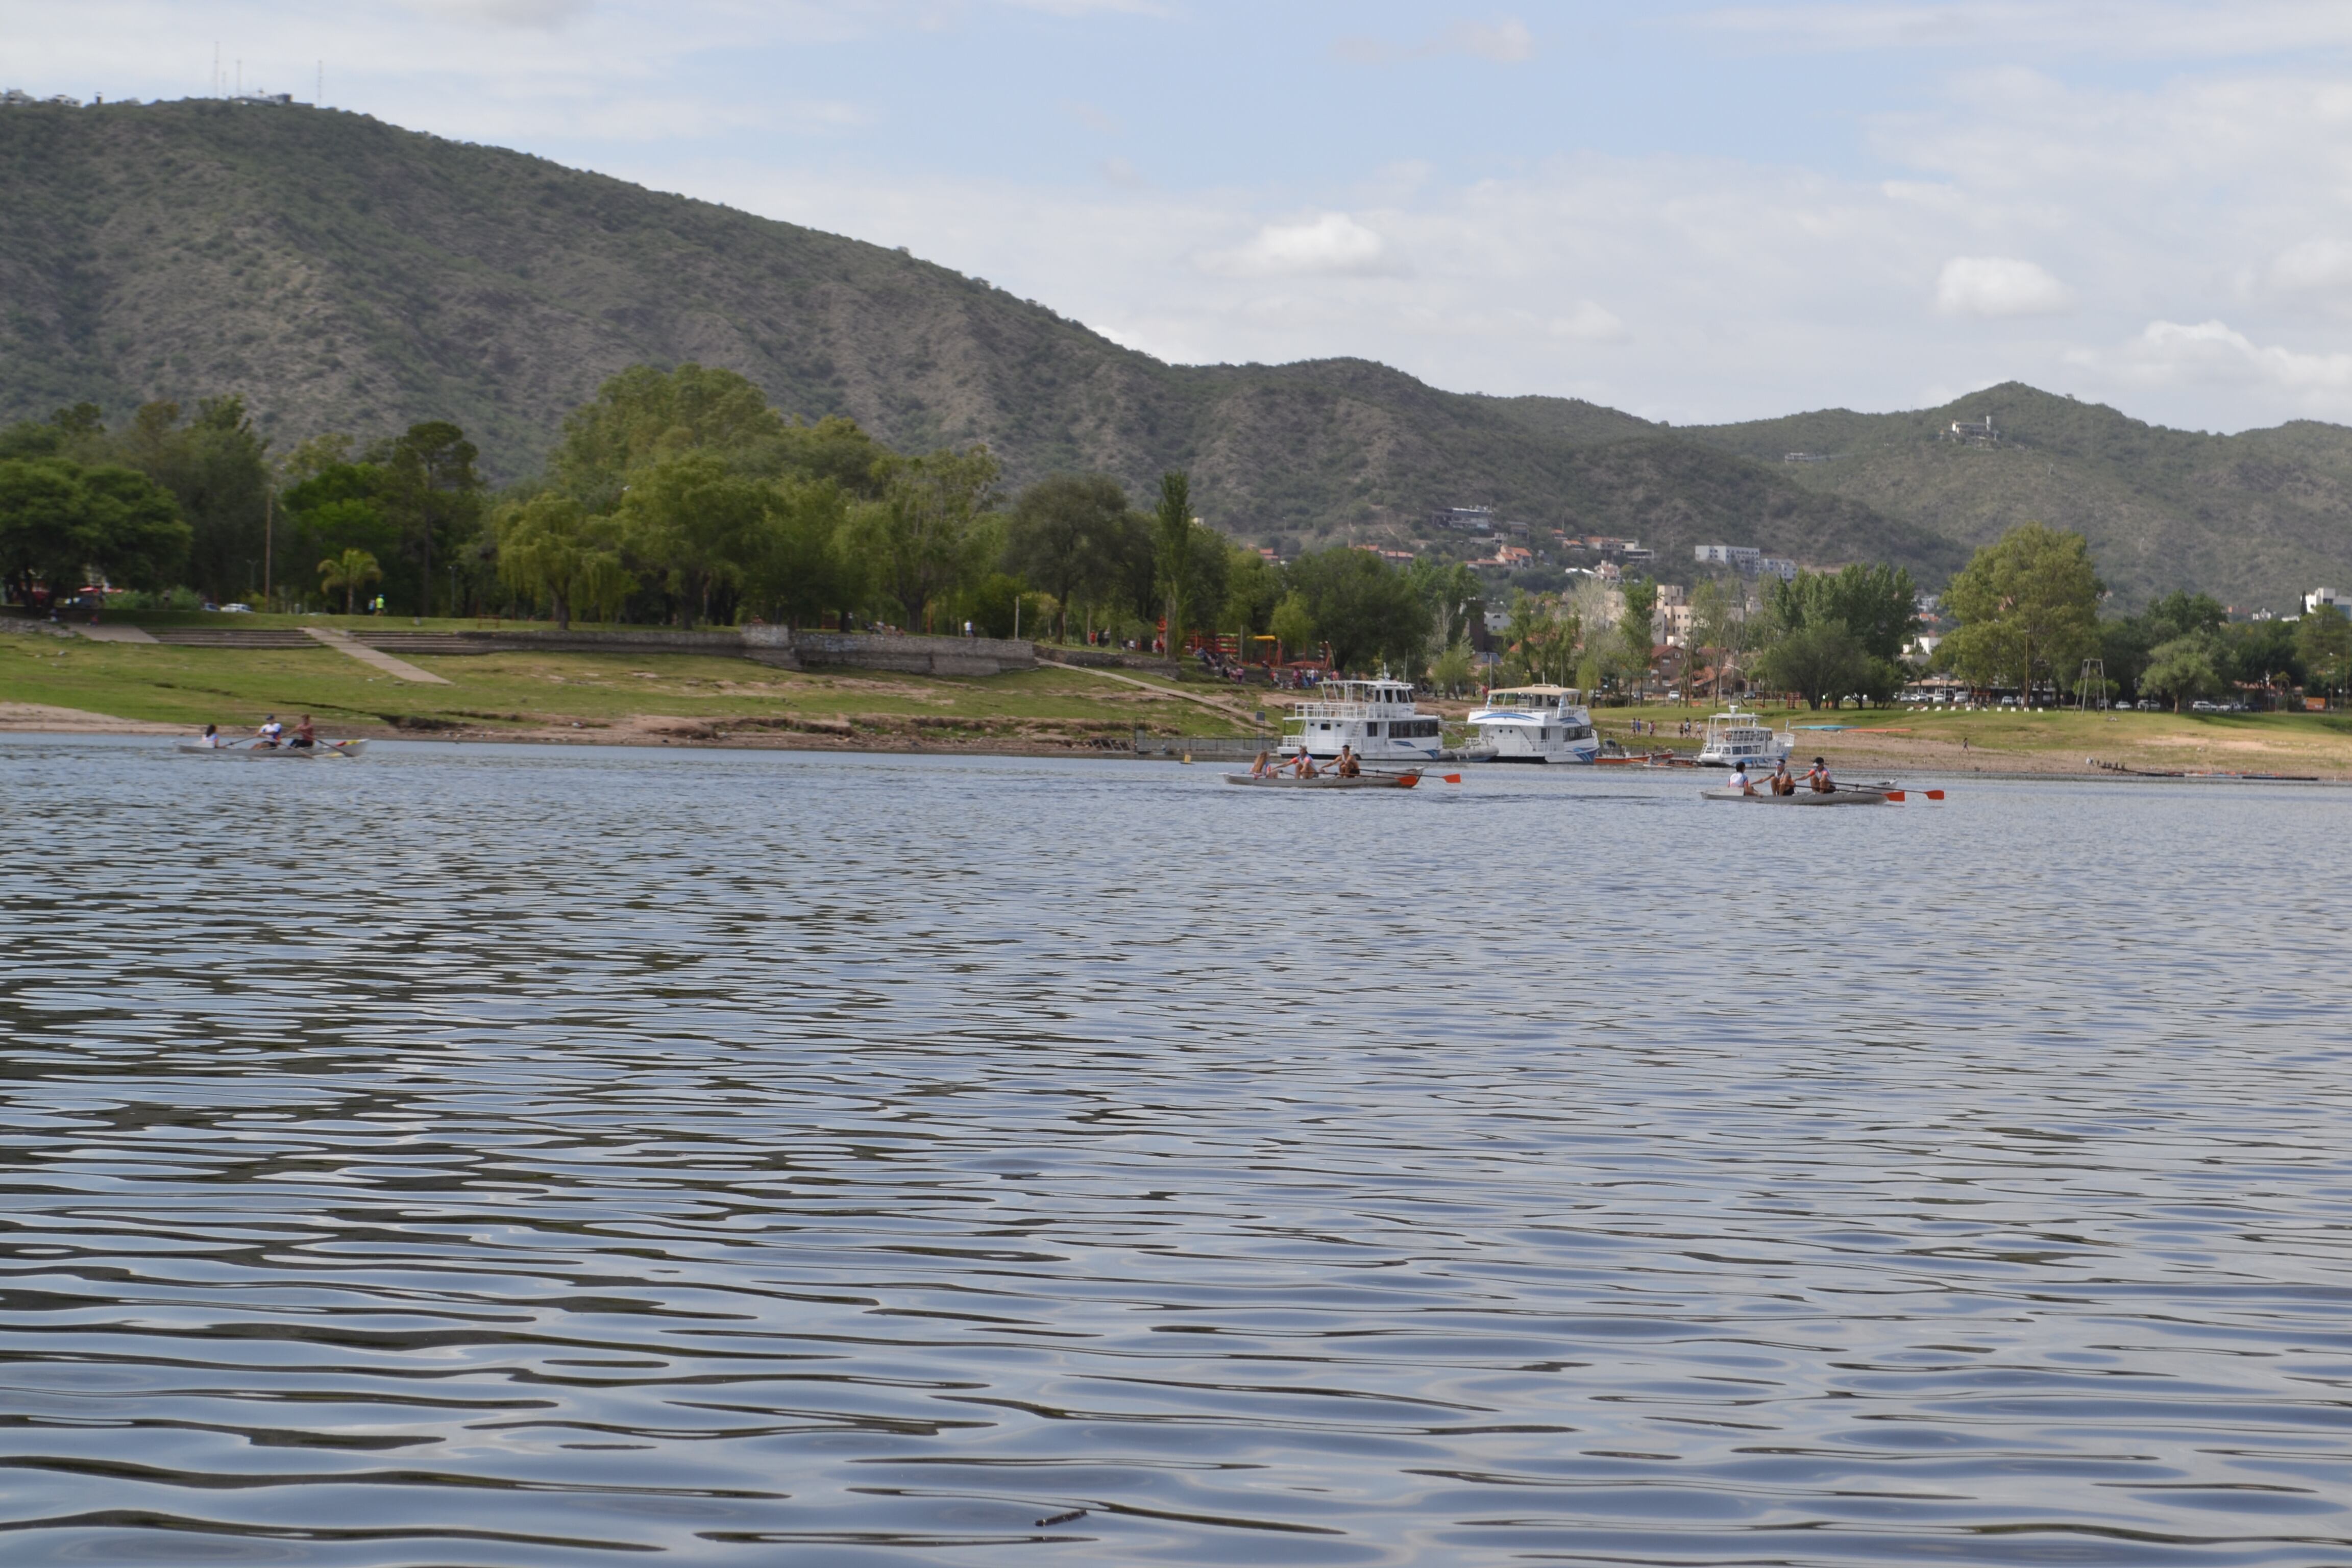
xmin=262 ymin=484 xmax=273 ymax=607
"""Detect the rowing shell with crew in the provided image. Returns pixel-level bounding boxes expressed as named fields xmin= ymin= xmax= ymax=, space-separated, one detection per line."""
xmin=177 ymin=737 xmax=370 ymax=760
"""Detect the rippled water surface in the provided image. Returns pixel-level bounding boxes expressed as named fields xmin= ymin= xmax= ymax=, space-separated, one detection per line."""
xmin=3 ymin=737 xmax=2350 ymax=1566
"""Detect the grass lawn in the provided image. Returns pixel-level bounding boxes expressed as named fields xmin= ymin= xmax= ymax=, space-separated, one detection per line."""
xmin=0 ymin=635 xmax=1257 ymax=746
xmin=1585 ymin=700 xmax=2352 ymax=777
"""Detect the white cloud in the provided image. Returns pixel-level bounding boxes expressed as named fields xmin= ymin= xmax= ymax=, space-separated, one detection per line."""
xmin=1443 ymin=18 xmax=1535 ymax=63
xmin=1201 ymin=213 xmax=1389 ymax=277
xmin=997 ymin=0 xmax=1169 ymax=13
xmin=1694 ymin=2 xmax=2352 ymax=59
xmin=402 ymin=0 xmax=591 ymax=27
xmin=2269 ymin=237 xmax=2352 ymax=293
xmin=1335 ymin=15 xmax=1534 ymax=66
xmin=2103 ymin=318 xmax=2352 ymax=394
xmin=1934 ymin=256 xmax=2075 ymax=316
xmin=1550 ymin=301 xmax=1629 ymax=341
xmin=1060 ymin=99 xmax=1123 ymax=136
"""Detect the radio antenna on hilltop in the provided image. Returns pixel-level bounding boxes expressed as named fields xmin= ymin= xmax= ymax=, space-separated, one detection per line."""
xmin=316 ymin=60 xmax=323 ymax=105
xmin=213 ymin=42 xmax=220 ymax=96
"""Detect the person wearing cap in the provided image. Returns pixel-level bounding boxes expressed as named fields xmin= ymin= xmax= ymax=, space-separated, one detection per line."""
xmin=256 ymin=714 xmax=283 ymax=748
xmin=1770 ymin=757 xmax=1796 ymax=796
xmin=1806 ymin=755 xmax=1835 ymax=793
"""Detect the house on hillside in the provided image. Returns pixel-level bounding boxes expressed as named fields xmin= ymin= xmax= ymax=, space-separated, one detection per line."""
xmin=1944 ymin=415 xmax=1999 ymax=447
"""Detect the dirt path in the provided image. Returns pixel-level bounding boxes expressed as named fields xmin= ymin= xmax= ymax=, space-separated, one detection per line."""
xmin=1041 ymin=659 xmax=1263 ymax=723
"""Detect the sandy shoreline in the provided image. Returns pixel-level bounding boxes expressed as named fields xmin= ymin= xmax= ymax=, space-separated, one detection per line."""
xmin=10 ymin=701 xmax=2345 ymax=785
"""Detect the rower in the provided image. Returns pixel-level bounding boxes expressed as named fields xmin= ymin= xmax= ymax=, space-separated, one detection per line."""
xmin=199 ymin=723 xmax=223 ymax=749
xmin=1335 ymin=744 xmax=1361 ymax=778
xmin=1248 ymin=750 xmax=1273 ymax=778
xmin=1729 ymin=761 xmax=1756 ymax=796
xmin=290 ymin=714 xmax=317 ymax=750
xmin=256 ymin=714 xmax=283 ymax=748
xmin=1807 ymin=755 xmax=1835 ymax=794
xmin=1770 ymin=758 xmax=1796 ymax=796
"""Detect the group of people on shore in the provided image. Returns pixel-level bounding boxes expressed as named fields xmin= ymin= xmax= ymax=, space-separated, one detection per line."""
xmin=192 ymin=714 xmax=318 ymax=750
xmin=1728 ymin=755 xmax=1838 ymax=796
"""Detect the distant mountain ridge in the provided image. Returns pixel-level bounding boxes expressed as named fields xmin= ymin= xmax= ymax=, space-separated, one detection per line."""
xmin=0 ymin=99 xmax=2344 ymax=607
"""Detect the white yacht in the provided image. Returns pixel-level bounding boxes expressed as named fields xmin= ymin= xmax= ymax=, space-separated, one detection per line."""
xmin=1279 ymin=676 xmax=1448 ymax=765
xmin=1696 ymin=709 xmax=1796 ymax=769
xmin=1465 ymin=684 xmax=1600 ymax=764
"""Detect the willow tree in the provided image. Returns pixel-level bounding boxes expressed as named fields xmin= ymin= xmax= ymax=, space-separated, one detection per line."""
xmin=869 ymin=445 xmax=1000 ymax=631
xmin=496 ymin=495 xmax=629 ymax=629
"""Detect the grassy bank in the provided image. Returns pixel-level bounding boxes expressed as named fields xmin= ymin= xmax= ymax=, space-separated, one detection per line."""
xmin=0 ymin=632 xmax=1258 ymax=750
xmin=1582 ymin=702 xmax=2352 ymax=778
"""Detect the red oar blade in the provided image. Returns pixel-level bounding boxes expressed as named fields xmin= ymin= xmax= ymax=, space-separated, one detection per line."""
xmin=1883 ymin=789 xmax=1905 ymax=802
xmin=1442 ymin=773 xmax=1462 ymax=784
xmin=1925 ymin=789 xmax=1946 ymax=801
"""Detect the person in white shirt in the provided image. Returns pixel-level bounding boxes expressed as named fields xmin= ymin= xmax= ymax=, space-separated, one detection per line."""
xmin=257 ymin=715 xmax=283 ymax=747
xmin=1729 ymin=762 xmax=1755 ymax=795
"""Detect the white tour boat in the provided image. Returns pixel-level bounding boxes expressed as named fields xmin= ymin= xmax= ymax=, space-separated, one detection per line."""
xmin=1279 ymin=676 xmax=1448 ymax=766
xmin=1695 ymin=709 xmax=1796 ymax=769
xmin=1464 ymin=684 xmax=1600 ymax=764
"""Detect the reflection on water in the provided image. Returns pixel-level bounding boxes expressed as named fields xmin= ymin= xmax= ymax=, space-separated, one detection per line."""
xmin=1 ymin=737 xmax=2348 ymax=1565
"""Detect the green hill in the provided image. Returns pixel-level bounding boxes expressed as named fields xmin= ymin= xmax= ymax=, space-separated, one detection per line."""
xmin=0 ymin=97 xmax=1935 ymax=576
xmin=1683 ymin=384 xmax=2352 ymax=609
xmin=1 ymin=99 xmax=2345 ymax=606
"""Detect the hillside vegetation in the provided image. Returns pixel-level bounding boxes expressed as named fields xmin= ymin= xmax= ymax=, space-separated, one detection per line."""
xmin=0 ymin=100 xmax=2345 ymax=605
xmin=1687 ymin=384 xmax=2352 ymax=607
xmin=0 ymin=99 xmax=1927 ymax=574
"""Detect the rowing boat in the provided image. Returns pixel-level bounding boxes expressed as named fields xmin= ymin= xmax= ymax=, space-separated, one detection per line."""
xmin=175 ymin=739 xmax=370 ymax=760
xmin=1700 ymin=785 xmax=1889 ymax=806
xmin=1224 ymin=769 xmax=1420 ymax=790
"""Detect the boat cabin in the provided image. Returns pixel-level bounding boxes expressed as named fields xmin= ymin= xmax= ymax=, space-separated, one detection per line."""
xmin=1279 ymin=678 xmax=1446 ymax=762
xmin=1466 ymin=684 xmax=1599 ymax=764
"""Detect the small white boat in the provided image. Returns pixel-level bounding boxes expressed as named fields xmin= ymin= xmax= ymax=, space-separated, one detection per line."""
xmin=1464 ymin=684 xmax=1600 ymax=764
xmin=1279 ymin=676 xmax=1447 ymax=766
xmin=1695 ymin=710 xmax=1796 ymax=769
xmin=176 ymin=738 xmax=370 ymax=760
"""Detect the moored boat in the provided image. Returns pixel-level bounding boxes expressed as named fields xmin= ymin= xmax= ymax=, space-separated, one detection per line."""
xmin=1464 ymin=684 xmax=1599 ymax=764
xmin=1279 ymin=676 xmax=1447 ymax=766
xmin=1695 ymin=710 xmax=1796 ymax=769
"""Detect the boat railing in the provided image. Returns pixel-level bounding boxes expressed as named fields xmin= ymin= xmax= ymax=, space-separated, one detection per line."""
xmin=1287 ymin=700 xmax=1407 ymax=720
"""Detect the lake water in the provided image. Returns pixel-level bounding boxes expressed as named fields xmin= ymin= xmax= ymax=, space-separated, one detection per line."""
xmin=3 ymin=737 xmax=2349 ymax=1566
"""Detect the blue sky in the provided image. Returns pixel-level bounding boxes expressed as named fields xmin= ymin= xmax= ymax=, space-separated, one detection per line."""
xmin=16 ymin=2 xmax=2352 ymax=430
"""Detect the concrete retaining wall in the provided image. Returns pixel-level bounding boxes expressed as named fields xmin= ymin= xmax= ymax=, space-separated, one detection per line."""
xmin=1040 ymin=648 xmax=1181 ymax=678
xmin=785 ymin=630 xmax=1035 ymax=676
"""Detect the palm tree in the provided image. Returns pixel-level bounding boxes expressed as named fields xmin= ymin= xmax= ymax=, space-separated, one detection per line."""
xmin=318 ymin=548 xmax=383 ymax=616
